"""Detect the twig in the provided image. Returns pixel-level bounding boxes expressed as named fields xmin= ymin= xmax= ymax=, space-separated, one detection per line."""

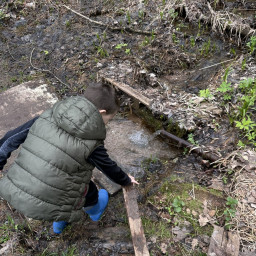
xmin=6 ymin=43 xmax=17 ymax=61
xmin=198 ymin=58 xmax=236 ymax=71
xmin=157 ymin=130 xmax=220 ymax=163
xmin=62 ymin=5 xmax=153 ymax=36
xmin=30 ymin=48 xmax=70 ymax=88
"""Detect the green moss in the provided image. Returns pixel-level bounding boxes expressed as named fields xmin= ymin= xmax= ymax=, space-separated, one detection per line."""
xmin=142 ymin=217 xmax=172 ymax=239
xmin=134 ymin=106 xmax=187 ymax=137
xmin=148 ymin=180 xmax=224 ymax=237
xmin=134 ymin=107 xmax=163 ymax=131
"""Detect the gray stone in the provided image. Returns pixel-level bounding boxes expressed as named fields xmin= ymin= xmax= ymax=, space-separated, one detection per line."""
xmin=0 ymin=80 xmax=58 ymax=171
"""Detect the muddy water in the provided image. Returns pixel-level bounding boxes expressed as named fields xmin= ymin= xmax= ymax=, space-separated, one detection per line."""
xmin=104 ymin=116 xmax=180 ymax=178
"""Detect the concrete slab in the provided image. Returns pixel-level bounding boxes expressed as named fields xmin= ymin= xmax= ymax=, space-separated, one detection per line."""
xmin=0 ymin=80 xmax=58 ymax=171
xmin=0 ymin=80 xmax=57 ymax=137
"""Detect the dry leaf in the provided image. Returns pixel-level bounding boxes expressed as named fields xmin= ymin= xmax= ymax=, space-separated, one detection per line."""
xmin=209 ymin=210 xmax=216 ymax=217
xmin=199 ymin=214 xmax=209 ymax=226
xmin=160 ymin=243 xmax=168 ymax=254
xmin=191 ymin=238 xmax=198 ymax=250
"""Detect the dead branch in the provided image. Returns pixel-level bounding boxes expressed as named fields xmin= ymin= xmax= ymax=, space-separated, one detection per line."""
xmin=157 ymin=130 xmax=219 ymax=163
xmin=63 ymin=5 xmax=153 ymax=36
xmin=198 ymin=58 xmax=236 ymax=71
xmin=29 ymin=48 xmax=70 ymax=88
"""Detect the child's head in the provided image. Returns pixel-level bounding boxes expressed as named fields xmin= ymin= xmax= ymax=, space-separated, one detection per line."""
xmin=84 ymin=83 xmax=119 ymax=124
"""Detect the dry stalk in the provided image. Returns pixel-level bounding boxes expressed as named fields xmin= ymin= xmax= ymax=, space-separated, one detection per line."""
xmin=29 ymin=48 xmax=70 ymax=88
xmin=63 ymin=5 xmax=152 ymax=35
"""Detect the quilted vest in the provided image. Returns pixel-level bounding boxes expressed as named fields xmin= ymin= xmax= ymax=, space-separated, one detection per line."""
xmin=0 ymin=96 xmax=106 ymax=222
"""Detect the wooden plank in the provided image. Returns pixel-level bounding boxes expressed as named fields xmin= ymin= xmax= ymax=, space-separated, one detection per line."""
xmin=103 ymin=77 xmax=152 ymax=108
xmin=92 ymin=168 xmax=121 ymax=195
xmin=123 ymin=185 xmax=150 ymax=256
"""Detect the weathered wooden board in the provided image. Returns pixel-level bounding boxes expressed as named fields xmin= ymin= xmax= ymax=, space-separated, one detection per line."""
xmin=123 ymin=185 xmax=150 ymax=256
xmin=92 ymin=168 xmax=122 ymax=195
xmin=208 ymin=225 xmax=240 ymax=256
xmin=103 ymin=77 xmax=152 ymax=108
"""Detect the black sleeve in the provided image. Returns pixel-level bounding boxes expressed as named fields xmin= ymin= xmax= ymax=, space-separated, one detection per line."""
xmin=0 ymin=116 xmax=39 ymax=170
xmin=88 ymin=145 xmax=131 ymax=186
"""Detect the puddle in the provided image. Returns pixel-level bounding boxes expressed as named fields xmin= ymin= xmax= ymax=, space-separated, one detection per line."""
xmin=129 ymin=130 xmax=149 ymax=147
xmin=104 ymin=116 xmax=180 ymax=179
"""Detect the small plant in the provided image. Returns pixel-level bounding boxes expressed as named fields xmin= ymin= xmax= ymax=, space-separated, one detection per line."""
xmin=224 ymin=196 xmax=238 ymax=229
xmin=125 ymin=48 xmax=131 ymax=54
xmin=43 ymin=50 xmax=49 ymax=55
xmin=168 ymin=8 xmax=178 ymax=19
xmin=199 ymin=89 xmax=213 ymax=100
xmin=95 ymin=45 xmax=108 ymax=57
xmin=237 ymin=140 xmax=246 ymax=148
xmin=140 ymin=36 xmax=150 ymax=47
xmin=138 ymin=10 xmax=144 ymax=20
xmin=241 ymin=58 xmax=247 ymax=70
xmin=190 ymin=37 xmax=196 ymax=47
xmin=235 ymin=116 xmax=256 ymax=132
xmin=151 ymin=30 xmax=156 ymax=41
xmin=172 ymin=33 xmax=179 ymax=44
xmin=65 ymin=20 xmax=71 ymax=28
xmin=115 ymin=43 xmax=128 ymax=49
xmin=200 ymin=39 xmax=212 ymax=57
xmin=0 ymin=9 xmax=6 ymax=20
xmin=235 ymin=115 xmax=256 ymax=146
xmin=160 ymin=11 xmax=164 ymax=20
xmin=0 ymin=216 xmax=18 ymax=244
xmin=187 ymin=133 xmax=197 ymax=145
xmin=230 ymin=48 xmax=236 ymax=56
xmin=246 ymin=36 xmax=256 ymax=55
xmin=115 ymin=43 xmax=130 ymax=55
xmin=216 ymin=81 xmax=233 ymax=100
xmin=239 ymin=77 xmax=255 ymax=92
xmin=172 ymin=197 xmax=185 ymax=213
xmin=126 ymin=11 xmax=131 ymax=24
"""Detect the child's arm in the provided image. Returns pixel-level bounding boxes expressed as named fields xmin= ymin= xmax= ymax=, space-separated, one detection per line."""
xmin=88 ymin=145 xmax=138 ymax=186
xmin=0 ymin=117 xmax=38 ymax=170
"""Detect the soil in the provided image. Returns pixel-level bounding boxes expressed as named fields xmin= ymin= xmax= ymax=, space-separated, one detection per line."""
xmin=0 ymin=0 xmax=256 ymax=255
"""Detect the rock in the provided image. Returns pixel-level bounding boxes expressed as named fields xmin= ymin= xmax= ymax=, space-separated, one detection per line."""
xmin=14 ymin=17 xmax=27 ymax=27
xmin=208 ymin=225 xmax=240 ymax=256
xmin=172 ymin=226 xmax=192 ymax=242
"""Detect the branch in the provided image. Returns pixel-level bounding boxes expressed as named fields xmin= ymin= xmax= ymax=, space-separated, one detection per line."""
xmin=63 ymin=5 xmax=153 ymax=36
xmin=198 ymin=58 xmax=236 ymax=71
xmin=30 ymin=48 xmax=70 ymax=88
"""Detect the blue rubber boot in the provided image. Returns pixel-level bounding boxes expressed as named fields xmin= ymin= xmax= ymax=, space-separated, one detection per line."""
xmin=85 ymin=189 xmax=109 ymax=221
xmin=53 ymin=221 xmax=69 ymax=234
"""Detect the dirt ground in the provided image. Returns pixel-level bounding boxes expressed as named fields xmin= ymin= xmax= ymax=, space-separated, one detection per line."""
xmin=0 ymin=0 xmax=256 ymax=255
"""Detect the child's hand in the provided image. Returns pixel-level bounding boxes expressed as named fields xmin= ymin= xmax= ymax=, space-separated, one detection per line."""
xmin=128 ymin=174 xmax=139 ymax=185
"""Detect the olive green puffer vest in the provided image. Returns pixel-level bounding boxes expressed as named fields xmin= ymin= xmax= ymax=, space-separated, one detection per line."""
xmin=0 ymin=96 xmax=106 ymax=222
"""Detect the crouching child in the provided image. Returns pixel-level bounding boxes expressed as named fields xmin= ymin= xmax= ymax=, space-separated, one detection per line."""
xmin=0 ymin=83 xmax=138 ymax=234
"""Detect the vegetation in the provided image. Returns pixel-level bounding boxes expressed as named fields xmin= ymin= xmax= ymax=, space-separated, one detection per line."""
xmin=224 ymin=197 xmax=238 ymax=229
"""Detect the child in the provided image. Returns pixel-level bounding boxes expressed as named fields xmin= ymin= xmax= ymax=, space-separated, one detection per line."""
xmin=0 ymin=83 xmax=138 ymax=234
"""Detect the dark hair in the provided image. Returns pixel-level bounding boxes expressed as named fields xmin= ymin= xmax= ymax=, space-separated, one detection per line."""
xmin=84 ymin=83 xmax=119 ymax=114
